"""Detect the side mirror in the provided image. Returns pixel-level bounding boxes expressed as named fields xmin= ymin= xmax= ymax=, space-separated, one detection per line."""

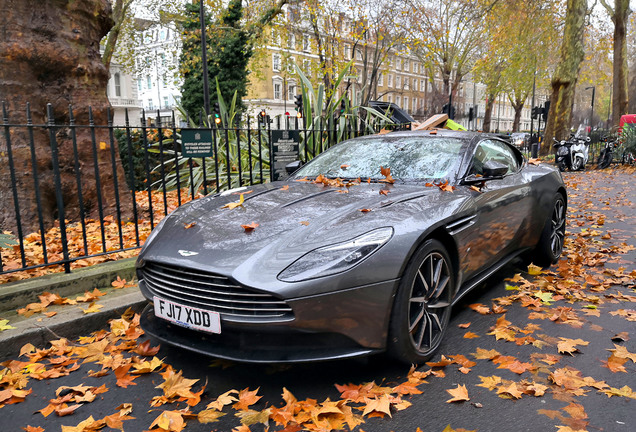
xmin=286 ymin=160 xmax=303 ymax=174
xmin=482 ymin=160 xmax=508 ymax=178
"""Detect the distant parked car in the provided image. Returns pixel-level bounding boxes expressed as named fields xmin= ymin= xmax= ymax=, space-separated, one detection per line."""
xmin=136 ymin=129 xmax=567 ymax=364
xmin=510 ymin=132 xmax=530 ymax=149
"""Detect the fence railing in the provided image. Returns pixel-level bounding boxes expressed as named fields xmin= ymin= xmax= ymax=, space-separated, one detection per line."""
xmin=0 ymin=104 xmax=371 ymax=278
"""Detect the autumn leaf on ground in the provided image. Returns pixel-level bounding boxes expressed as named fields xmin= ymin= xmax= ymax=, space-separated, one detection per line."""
xmin=496 ymin=382 xmax=524 ymax=399
xmin=468 ymin=303 xmax=491 ymax=314
xmin=463 ymin=331 xmax=480 ymax=339
xmin=611 ymin=332 xmax=629 ymax=342
xmin=359 ymin=208 xmax=372 ymax=212
xmin=22 ymin=426 xmax=45 ymax=432
xmin=241 ymin=222 xmax=259 ymax=232
xmin=207 ymin=389 xmax=238 ymax=411
xmin=300 ymin=221 xmax=310 ymax=226
xmin=476 ymin=375 xmax=502 ymax=391
xmin=233 ymin=388 xmax=262 ymax=411
xmin=134 ymin=340 xmax=161 ymax=357
xmin=114 ymin=364 xmax=138 ymax=388
xmin=607 ymin=344 xmax=636 ymax=363
xmin=60 ymin=416 xmax=99 ymax=432
xmin=198 ymin=409 xmax=226 ymax=424
xmin=235 ymin=408 xmax=272 ymax=427
xmin=0 ymin=319 xmax=15 ymax=332
xmin=446 ymin=384 xmax=469 ymax=403
xmin=362 ymin=394 xmax=392 ymax=417
xmin=602 ymin=355 xmax=628 ymax=373
xmin=527 ymin=263 xmax=545 ymax=275
xmin=472 ymin=348 xmax=500 ymax=360
xmin=557 ymin=338 xmax=589 ymax=355
xmin=149 ymin=410 xmax=186 ymax=432
xmin=80 ymin=302 xmax=103 ymax=314
xmin=183 ymin=222 xmax=197 ymax=229
xmin=222 ymin=193 xmax=245 ymax=209
xmin=379 ymin=189 xmax=390 ymax=195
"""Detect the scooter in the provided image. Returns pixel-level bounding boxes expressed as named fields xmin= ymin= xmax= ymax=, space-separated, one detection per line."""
xmin=553 ymin=135 xmax=590 ymax=171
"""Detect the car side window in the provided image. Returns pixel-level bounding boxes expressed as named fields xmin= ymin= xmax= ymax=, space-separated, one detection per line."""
xmin=470 ymin=140 xmax=519 ymax=176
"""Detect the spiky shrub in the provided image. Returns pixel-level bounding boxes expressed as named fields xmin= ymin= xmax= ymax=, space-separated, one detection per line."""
xmin=147 ymin=87 xmax=270 ymax=195
xmin=294 ymin=60 xmax=393 ymax=161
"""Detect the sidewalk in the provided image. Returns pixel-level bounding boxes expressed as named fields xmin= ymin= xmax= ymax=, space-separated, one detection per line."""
xmin=0 ymin=258 xmax=146 ymax=361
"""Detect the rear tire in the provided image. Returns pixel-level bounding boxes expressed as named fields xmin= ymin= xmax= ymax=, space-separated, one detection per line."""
xmin=530 ymin=193 xmax=566 ymax=268
xmin=598 ymin=150 xmax=612 ymax=169
xmin=388 ymin=239 xmax=454 ymax=364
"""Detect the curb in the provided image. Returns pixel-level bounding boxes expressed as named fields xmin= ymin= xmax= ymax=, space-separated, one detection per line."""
xmin=0 ymin=258 xmax=146 ymax=362
xmin=0 ymin=258 xmax=137 ymax=314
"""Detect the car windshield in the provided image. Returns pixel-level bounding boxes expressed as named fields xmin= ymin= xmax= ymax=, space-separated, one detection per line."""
xmin=292 ymin=136 xmax=466 ymax=182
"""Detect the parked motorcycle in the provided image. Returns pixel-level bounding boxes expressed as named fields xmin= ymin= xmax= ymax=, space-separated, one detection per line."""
xmin=553 ymin=135 xmax=591 ymax=171
xmin=597 ymin=136 xmax=617 ymax=169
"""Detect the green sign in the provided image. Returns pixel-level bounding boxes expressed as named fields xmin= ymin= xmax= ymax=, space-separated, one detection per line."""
xmin=181 ymin=129 xmax=214 ymax=158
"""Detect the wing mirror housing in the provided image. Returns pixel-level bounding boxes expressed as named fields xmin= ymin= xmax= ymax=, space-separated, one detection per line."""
xmin=482 ymin=160 xmax=508 ymax=178
xmin=286 ymin=160 xmax=303 ymax=174
xmin=462 ymin=160 xmax=508 ymax=185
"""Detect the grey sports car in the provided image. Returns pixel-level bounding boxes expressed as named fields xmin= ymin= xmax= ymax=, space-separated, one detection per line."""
xmin=136 ymin=129 xmax=566 ymax=364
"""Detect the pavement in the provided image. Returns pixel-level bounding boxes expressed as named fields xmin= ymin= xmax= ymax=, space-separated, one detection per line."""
xmin=0 ymin=257 xmax=146 ymax=361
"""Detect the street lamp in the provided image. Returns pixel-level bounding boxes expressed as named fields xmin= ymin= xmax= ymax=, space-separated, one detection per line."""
xmin=585 ymin=86 xmax=595 ymax=132
xmin=199 ymin=0 xmax=210 ymax=117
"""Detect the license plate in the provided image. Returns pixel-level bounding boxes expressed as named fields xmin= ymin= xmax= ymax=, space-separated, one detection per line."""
xmin=153 ymin=296 xmax=221 ymax=334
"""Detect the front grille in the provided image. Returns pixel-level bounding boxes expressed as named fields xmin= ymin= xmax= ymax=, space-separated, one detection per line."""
xmin=140 ymin=262 xmax=293 ymax=320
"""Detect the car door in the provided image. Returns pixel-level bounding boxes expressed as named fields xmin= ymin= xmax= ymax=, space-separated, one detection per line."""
xmin=468 ymin=139 xmax=533 ymax=269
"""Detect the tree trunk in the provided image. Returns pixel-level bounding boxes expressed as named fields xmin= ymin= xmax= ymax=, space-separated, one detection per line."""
xmin=482 ymin=96 xmax=496 ymax=133
xmin=542 ymin=0 xmax=587 ymax=155
xmin=0 ymin=0 xmax=133 ymax=234
xmin=610 ymin=0 xmax=630 ymax=128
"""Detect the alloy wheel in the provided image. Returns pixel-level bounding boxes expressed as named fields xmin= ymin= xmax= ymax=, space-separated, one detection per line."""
xmin=550 ymin=198 xmax=566 ymax=258
xmin=407 ymin=251 xmax=451 ymax=354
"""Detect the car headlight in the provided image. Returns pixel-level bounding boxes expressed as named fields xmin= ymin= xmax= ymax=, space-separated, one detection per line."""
xmin=278 ymin=227 xmax=394 ymax=282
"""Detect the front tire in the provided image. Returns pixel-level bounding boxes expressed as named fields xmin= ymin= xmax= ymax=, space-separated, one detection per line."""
xmin=531 ymin=193 xmax=566 ymax=267
xmin=388 ymin=239 xmax=454 ymax=364
xmin=571 ymin=156 xmax=583 ymax=171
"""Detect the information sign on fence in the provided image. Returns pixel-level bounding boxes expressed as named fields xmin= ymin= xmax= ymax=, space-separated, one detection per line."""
xmin=271 ymin=130 xmax=300 ymax=181
xmin=180 ymin=129 xmax=214 ymax=158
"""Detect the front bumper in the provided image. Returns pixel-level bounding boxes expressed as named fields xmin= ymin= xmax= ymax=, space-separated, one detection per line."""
xmin=138 ymin=278 xmax=399 ymax=363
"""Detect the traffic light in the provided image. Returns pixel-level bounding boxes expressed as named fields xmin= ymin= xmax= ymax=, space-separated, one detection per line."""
xmin=531 ymin=106 xmax=539 ymax=120
xmin=542 ymin=101 xmax=550 ymax=121
xmin=259 ymin=109 xmax=267 ymax=124
xmin=468 ymin=106 xmax=474 ymax=122
xmin=294 ymin=94 xmax=303 ymax=112
xmin=213 ymin=102 xmax=221 ymax=125
xmin=340 ymin=99 xmax=346 ymax=114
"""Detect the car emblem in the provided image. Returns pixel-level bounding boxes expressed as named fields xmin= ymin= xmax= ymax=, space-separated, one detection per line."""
xmin=178 ymin=250 xmax=199 ymax=257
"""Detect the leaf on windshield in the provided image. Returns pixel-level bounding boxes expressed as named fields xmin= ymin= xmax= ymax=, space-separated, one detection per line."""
xmin=280 ymin=185 xmax=289 ymax=191
xmin=341 ymin=164 xmax=349 ymax=169
xmin=359 ymin=208 xmax=372 ymax=213
xmin=380 ymin=166 xmax=395 ymax=184
xmin=379 ymin=189 xmax=390 ymax=195
xmin=528 ymin=158 xmax=541 ymax=165
xmin=295 ymin=177 xmax=310 ymax=182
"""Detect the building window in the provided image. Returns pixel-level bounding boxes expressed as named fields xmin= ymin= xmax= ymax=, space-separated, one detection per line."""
xmin=388 ymin=74 xmax=393 ymax=87
xmin=356 ymin=48 xmax=362 ymax=60
xmin=303 ymin=59 xmax=312 ymax=76
xmin=395 ymin=75 xmax=401 ymax=88
xmin=396 ymin=95 xmax=401 ymax=107
xmin=114 ymin=73 xmax=121 ymax=97
xmin=146 ymin=76 xmax=152 ymax=89
xmin=274 ymin=82 xmax=282 ymax=100
xmin=163 ymin=96 xmax=169 ymax=108
xmin=287 ymin=57 xmax=296 ymax=74
xmin=288 ymin=34 xmax=296 ymax=49
xmin=148 ymin=99 xmax=154 ymax=110
xmin=273 ymin=54 xmax=281 ymax=72
xmin=413 ymin=79 xmax=418 ymax=91
xmin=302 ymin=35 xmax=310 ymax=51
xmin=378 ymin=73 xmax=383 ymax=86
xmin=421 ymin=79 xmax=426 ymax=92
xmin=344 ymin=44 xmax=351 ymax=59
xmin=404 ymin=97 xmax=409 ymax=112
xmin=404 ymin=77 xmax=409 ymax=90
xmin=288 ymin=84 xmax=296 ymax=100
xmin=137 ymin=79 xmax=142 ymax=92
xmin=396 ymin=59 xmax=401 ymax=71
xmin=404 ymin=59 xmax=409 ymax=71
xmin=387 ymin=95 xmax=392 ymax=103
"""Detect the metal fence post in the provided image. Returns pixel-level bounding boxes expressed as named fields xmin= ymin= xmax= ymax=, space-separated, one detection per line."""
xmin=46 ymin=104 xmax=71 ymax=273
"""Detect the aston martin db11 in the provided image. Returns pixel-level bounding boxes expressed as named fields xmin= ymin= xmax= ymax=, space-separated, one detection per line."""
xmin=136 ymin=129 xmax=566 ymax=364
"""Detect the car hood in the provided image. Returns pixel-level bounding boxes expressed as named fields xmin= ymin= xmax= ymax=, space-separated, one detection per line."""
xmin=138 ymin=180 xmax=470 ymax=290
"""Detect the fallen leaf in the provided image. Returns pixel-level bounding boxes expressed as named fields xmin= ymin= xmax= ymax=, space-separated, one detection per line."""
xmin=183 ymin=222 xmax=197 ymax=229
xmin=241 ymin=222 xmax=259 ymax=232
xmin=446 ymin=384 xmax=469 ymax=403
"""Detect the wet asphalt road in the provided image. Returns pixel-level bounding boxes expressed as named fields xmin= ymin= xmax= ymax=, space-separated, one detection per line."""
xmin=2 ymin=168 xmax=635 ymax=432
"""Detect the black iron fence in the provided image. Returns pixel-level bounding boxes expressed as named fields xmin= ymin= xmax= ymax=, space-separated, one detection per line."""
xmin=0 ymin=104 xmax=371 ymax=278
